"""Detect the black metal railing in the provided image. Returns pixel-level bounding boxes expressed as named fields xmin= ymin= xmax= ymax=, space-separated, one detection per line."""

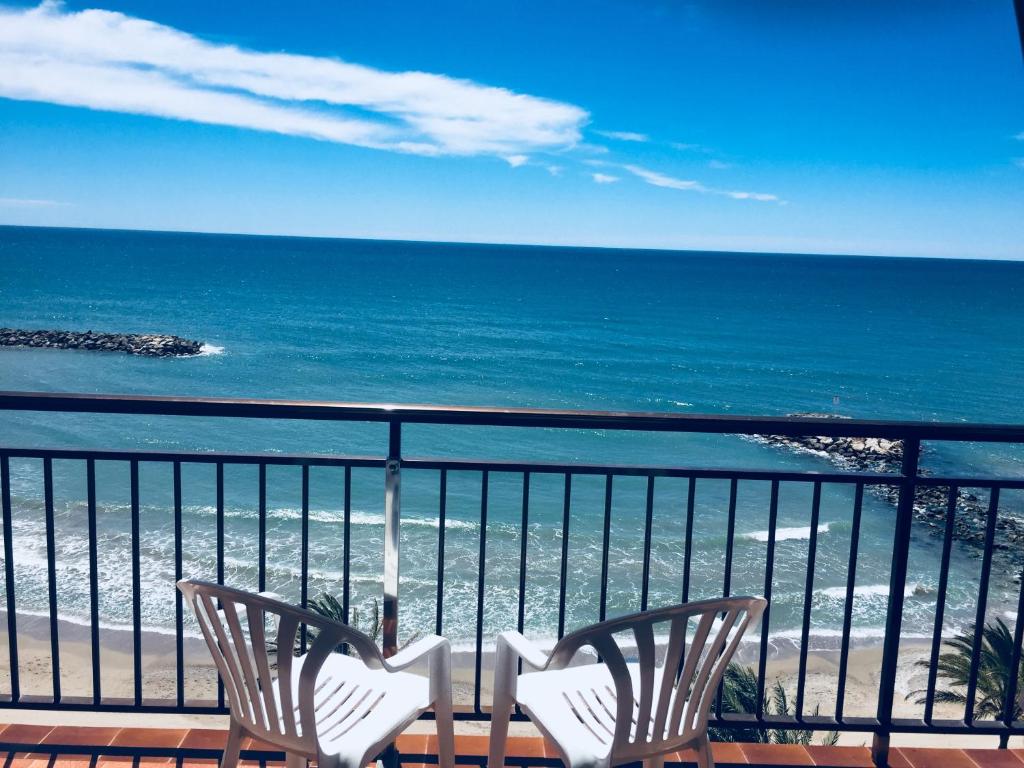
xmin=1 ymin=391 xmax=1024 ymax=767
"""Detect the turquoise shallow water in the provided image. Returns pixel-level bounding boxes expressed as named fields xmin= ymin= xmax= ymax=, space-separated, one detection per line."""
xmin=0 ymin=225 xmax=1022 ymax=648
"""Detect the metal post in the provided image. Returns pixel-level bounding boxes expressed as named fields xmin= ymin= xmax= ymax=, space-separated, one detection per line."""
xmin=382 ymin=421 xmax=402 ymax=768
xmin=383 ymin=420 xmax=401 ymax=659
xmin=872 ymin=437 xmax=920 ymax=768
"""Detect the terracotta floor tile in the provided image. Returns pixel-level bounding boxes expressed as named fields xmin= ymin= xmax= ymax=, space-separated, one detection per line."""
xmin=901 ymin=747 xmax=978 ymax=768
xmin=239 ymin=737 xmax=283 ymax=754
xmin=803 ymin=745 xmax=873 ymax=767
xmin=177 ymin=731 xmax=228 ymax=752
xmin=112 ymin=729 xmax=187 ymax=751
xmin=450 ymin=735 xmax=488 ymax=757
xmin=963 ymin=750 xmax=1024 ymax=768
xmin=888 ymin=749 xmax=916 ymax=768
xmin=42 ymin=728 xmax=120 ymax=748
xmin=710 ymin=742 xmax=748 ymax=766
xmin=0 ymin=727 xmax=55 ymax=746
xmin=739 ymin=742 xmax=813 ymax=765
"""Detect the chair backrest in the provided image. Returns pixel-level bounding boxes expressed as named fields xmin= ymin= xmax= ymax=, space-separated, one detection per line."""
xmin=178 ymin=579 xmax=384 ymax=754
xmin=547 ymin=595 xmax=766 ymax=763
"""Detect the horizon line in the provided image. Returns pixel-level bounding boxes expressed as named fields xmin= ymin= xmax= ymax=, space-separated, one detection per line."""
xmin=1 ymin=222 xmax=1022 ymax=264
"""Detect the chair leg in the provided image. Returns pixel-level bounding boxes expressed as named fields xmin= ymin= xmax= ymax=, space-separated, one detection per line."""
xmin=221 ymin=720 xmax=242 ymax=768
xmin=643 ymin=757 xmax=665 ymax=768
xmin=434 ymin=686 xmax=456 ymax=768
xmin=487 ymin=651 xmax=515 ymax=768
xmin=696 ymin=736 xmax=714 ymax=768
xmin=285 ymin=754 xmax=307 ymax=768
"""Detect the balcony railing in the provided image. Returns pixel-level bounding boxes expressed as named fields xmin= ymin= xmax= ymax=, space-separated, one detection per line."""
xmin=1 ymin=391 xmax=1023 ymax=768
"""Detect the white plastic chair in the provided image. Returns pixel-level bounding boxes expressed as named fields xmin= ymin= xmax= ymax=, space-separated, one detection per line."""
xmin=178 ymin=580 xmax=454 ymax=768
xmin=488 ymin=596 xmax=766 ymax=768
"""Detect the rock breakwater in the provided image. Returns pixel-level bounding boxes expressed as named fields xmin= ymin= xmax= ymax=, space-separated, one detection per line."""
xmin=0 ymin=328 xmax=202 ymax=357
xmin=753 ymin=414 xmax=1023 ymax=570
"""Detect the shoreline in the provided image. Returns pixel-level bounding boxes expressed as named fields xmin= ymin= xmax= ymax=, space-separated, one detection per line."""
xmin=0 ymin=612 xmax=963 ymax=722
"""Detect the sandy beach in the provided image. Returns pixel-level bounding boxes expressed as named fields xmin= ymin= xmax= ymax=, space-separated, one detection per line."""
xmin=3 ymin=613 xmax=1018 ymax=750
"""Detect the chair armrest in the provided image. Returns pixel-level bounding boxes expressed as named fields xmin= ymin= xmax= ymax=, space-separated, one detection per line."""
xmin=496 ymin=631 xmax=549 ymax=671
xmin=383 ymin=635 xmax=450 ymax=672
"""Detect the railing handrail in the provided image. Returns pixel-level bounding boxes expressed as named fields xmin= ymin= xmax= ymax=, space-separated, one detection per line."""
xmin=2 ymin=390 xmax=1024 ymax=442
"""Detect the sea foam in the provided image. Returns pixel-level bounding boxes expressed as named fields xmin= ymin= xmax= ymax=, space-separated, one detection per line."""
xmin=741 ymin=523 xmax=830 ymax=542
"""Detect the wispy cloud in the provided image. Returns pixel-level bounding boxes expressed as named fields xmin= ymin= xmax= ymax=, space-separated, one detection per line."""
xmin=624 ymin=165 xmax=703 ymax=191
xmin=546 ymin=165 xmax=563 ymax=176
xmin=0 ymin=197 xmax=66 ymax=207
xmin=591 ymin=173 xmax=619 ymax=184
xmin=0 ymin=2 xmax=587 ymax=159
xmin=707 ymin=159 xmax=732 ymax=170
xmin=1014 ymin=158 xmax=1024 ymax=170
xmin=504 ymin=155 xmax=529 ymax=167
xmin=623 ymin=164 xmax=781 ymax=203
xmin=595 ymin=130 xmax=649 ymax=142
xmin=1016 ymin=132 xmax=1024 ymax=141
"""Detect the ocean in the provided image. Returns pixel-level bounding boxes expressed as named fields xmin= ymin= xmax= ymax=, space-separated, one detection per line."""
xmin=1 ymin=225 xmax=1022 ymax=652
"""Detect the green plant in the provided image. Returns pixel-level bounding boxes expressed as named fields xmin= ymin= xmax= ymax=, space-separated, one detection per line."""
xmin=709 ymin=663 xmax=839 ymax=745
xmin=302 ymin=593 xmax=420 ymax=656
xmin=911 ymin=618 xmax=1023 ymax=720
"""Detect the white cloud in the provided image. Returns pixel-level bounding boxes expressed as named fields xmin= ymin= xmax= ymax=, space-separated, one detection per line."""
xmin=707 ymin=159 xmax=732 ymax=170
xmin=624 ymin=164 xmax=704 ymax=191
xmin=546 ymin=165 xmax=563 ymax=176
xmin=591 ymin=173 xmax=619 ymax=184
xmin=623 ymin=163 xmax=780 ymax=203
xmin=0 ymin=197 xmax=65 ymax=206
xmin=504 ymin=154 xmax=529 ymax=167
xmin=595 ymin=130 xmax=649 ymax=142
xmin=0 ymin=2 xmax=587 ymax=158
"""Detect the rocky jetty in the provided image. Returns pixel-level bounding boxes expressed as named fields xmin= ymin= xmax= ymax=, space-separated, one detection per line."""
xmin=0 ymin=328 xmax=202 ymax=357
xmin=754 ymin=414 xmax=1023 ymax=569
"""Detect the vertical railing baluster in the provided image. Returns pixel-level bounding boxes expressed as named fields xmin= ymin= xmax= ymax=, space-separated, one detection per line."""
xmin=557 ymin=473 xmax=572 ymax=639
xmin=682 ymin=477 xmax=695 ymax=603
xmin=343 ymin=465 xmax=351 ymax=624
xmin=44 ymin=458 xmax=61 ymax=702
xmin=0 ymin=455 xmax=19 ymax=703
xmin=300 ymin=464 xmax=309 ymax=652
xmin=130 ymin=459 xmax=141 ymax=706
xmin=756 ymin=479 xmax=780 ymax=719
xmin=716 ymin=477 xmax=739 ymax=719
xmin=515 ymin=472 xmax=530 ymax=701
xmin=723 ymin=478 xmax=737 ymax=598
xmin=640 ymin=475 xmax=655 ymax=612
xmin=873 ymin=437 xmax=920 ymax=768
xmin=435 ymin=469 xmax=447 ymax=636
xmin=599 ymin=474 xmax=613 ymax=622
xmin=87 ymin=459 xmax=101 ymax=704
xmin=258 ymin=463 xmax=266 ymax=594
xmin=964 ymin=486 xmax=1000 ymax=725
xmin=835 ymin=482 xmax=864 ymax=722
xmin=516 ymin=472 xmax=529 ymax=634
xmin=923 ymin=485 xmax=958 ymax=724
xmin=796 ymin=480 xmax=822 ymax=719
xmin=382 ymin=422 xmax=401 ymax=659
xmin=473 ymin=470 xmax=488 ymax=714
xmin=215 ymin=461 xmax=224 ymax=709
xmin=173 ymin=461 xmax=184 ymax=709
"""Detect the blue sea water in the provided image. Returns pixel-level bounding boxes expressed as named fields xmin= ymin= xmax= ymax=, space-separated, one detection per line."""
xmin=0 ymin=225 xmax=1023 ymax=654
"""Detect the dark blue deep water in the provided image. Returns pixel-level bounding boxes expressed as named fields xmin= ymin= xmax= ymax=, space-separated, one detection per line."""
xmin=1 ymin=225 xmax=1022 ymax=649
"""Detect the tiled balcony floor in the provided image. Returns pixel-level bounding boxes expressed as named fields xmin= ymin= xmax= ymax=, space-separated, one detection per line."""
xmin=1 ymin=725 xmax=1022 ymax=768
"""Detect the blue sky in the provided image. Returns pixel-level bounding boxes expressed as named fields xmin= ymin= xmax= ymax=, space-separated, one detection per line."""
xmin=1 ymin=0 xmax=1022 ymax=258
